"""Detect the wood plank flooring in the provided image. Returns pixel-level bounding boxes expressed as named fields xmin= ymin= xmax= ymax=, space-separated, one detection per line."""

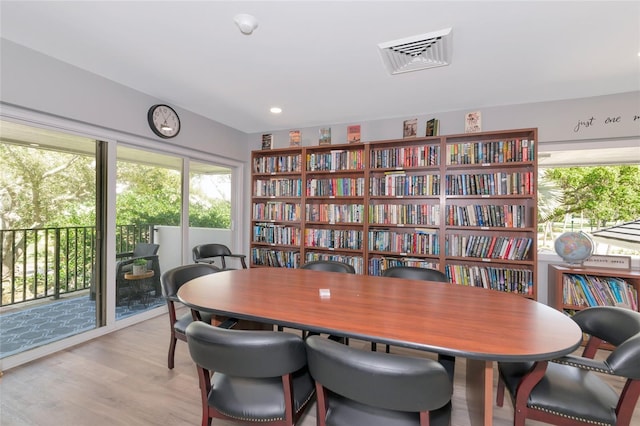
xmin=1 ymin=308 xmax=639 ymax=426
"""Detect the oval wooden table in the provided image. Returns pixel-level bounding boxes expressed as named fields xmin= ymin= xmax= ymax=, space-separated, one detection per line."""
xmin=178 ymin=267 xmax=582 ymax=426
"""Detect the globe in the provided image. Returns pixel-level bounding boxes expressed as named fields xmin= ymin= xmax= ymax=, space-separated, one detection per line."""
xmin=554 ymin=231 xmax=594 ymax=266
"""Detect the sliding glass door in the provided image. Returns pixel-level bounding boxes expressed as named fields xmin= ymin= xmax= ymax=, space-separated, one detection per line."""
xmin=0 ymin=120 xmax=103 ymax=358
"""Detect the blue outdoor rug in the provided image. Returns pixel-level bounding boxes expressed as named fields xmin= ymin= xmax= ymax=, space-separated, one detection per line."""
xmin=0 ymin=295 xmax=164 ymax=358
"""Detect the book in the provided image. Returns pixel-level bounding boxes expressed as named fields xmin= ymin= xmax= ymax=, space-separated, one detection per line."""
xmin=425 ymin=118 xmax=439 ymax=136
xmin=289 ymin=130 xmax=301 ymax=147
xmin=465 ymin=111 xmax=481 ymax=133
xmin=319 ymin=127 xmax=331 ymax=145
xmin=347 ymin=125 xmax=361 ymax=144
xmin=403 ymin=118 xmax=417 ymax=138
xmin=261 ymin=133 xmax=273 ymax=150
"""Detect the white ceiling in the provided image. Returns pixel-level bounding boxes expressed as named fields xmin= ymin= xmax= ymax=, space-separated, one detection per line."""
xmin=1 ymin=1 xmax=639 ymax=135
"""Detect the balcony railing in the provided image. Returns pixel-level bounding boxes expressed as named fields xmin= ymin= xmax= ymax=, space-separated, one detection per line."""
xmin=1 ymin=225 xmax=154 ymax=307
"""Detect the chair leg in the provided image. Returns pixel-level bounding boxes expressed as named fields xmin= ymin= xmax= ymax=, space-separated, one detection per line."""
xmin=496 ymin=376 xmax=505 ymax=406
xmin=168 ymin=336 xmax=177 ymax=369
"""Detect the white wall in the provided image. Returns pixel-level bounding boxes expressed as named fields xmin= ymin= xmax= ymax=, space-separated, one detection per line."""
xmin=3 ymin=38 xmax=639 ymax=306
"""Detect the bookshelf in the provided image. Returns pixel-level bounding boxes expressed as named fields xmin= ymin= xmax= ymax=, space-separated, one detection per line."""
xmin=548 ymin=264 xmax=640 ymax=313
xmin=251 ymin=128 xmax=538 ymax=298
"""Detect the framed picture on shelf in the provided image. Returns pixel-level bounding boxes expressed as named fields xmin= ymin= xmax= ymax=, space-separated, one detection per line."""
xmin=403 ymin=118 xmax=417 ymax=138
xmin=261 ymin=133 xmax=273 ymax=150
xmin=319 ymin=127 xmax=331 ymax=145
xmin=289 ymin=130 xmax=301 ymax=146
xmin=425 ymin=118 xmax=439 ymax=136
xmin=465 ymin=111 xmax=482 ymax=133
xmin=347 ymin=125 xmax=361 ymax=143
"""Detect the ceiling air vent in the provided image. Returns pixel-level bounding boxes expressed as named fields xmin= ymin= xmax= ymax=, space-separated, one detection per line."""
xmin=378 ymin=28 xmax=452 ymax=75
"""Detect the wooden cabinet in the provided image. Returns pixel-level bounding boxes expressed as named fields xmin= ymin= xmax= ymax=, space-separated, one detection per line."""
xmin=251 ymin=128 xmax=538 ymax=298
xmin=548 ymin=264 xmax=640 ymax=313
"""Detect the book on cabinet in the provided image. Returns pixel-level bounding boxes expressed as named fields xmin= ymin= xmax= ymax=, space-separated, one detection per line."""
xmin=548 ymin=264 xmax=639 ymax=313
xmin=251 ymin=128 xmax=538 ymax=299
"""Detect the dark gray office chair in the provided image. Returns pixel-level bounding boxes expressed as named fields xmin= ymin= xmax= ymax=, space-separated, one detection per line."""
xmin=378 ymin=266 xmax=455 ymax=381
xmin=295 ymin=260 xmax=356 ymax=341
xmin=383 ymin=265 xmax=448 ymax=282
xmin=305 ymin=335 xmax=452 ymax=426
xmin=192 ymin=243 xmax=247 ymax=270
xmin=300 ymin=259 xmax=355 ymax=274
xmin=496 ymin=306 xmax=640 ymax=426
xmin=160 ymin=263 xmax=222 ymax=369
xmin=186 ymin=322 xmax=315 ymax=426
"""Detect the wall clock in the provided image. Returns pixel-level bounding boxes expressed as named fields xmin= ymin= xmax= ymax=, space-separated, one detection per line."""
xmin=147 ymin=104 xmax=181 ymax=138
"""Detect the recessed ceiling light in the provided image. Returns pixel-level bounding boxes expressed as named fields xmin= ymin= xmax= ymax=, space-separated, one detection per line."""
xmin=270 ymin=107 xmax=282 ymax=114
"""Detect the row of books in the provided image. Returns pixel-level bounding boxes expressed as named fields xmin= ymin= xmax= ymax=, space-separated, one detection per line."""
xmin=445 ymin=204 xmax=527 ymax=228
xmin=368 ymin=257 xmax=439 ymax=276
xmin=253 ymin=154 xmax=302 ymax=174
xmin=304 ymin=228 xmax=363 ymax=250
xmin=369 ymin=145 xmax=440 ymax=169
xmin=446 ymin=139 xmax=534 ymax=165
xmin=445 ymin=234 xmax=533 ymax=261
xmin=562 ymin=274 xmax=638 ymax=311
xmin=306 ymin=203 xmax=365 ymax=223
xmin=253 ymin=178 xmax=303 ymax=197
xmin=251 ymin=248 xmax=300 ymax=268
xmin=304 ymin=252 xmax=364 ymax=274
xmin=306 ymin=150 xmax=365 ymax=171
xmin=253 ymin=224 xmax=300 ymax=245
xmin=306 ymin=177 xmax=366 ymax=197
xmin=369 ymin=173 xmax=440 ymax=197
xmin=445 ymin=172 xmax=534 ymax=196
xmin=445 ymin=264 xmax=534 ymax=295
xmin=368 ymin=203 xmax=440 ymax=226
xmin=368 ymin=230 xmax=439 ymax=255
xmin=253 ymin=202 xmax=301 ymax=222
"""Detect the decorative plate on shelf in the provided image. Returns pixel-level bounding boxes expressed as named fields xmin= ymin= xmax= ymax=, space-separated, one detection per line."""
xmin=554 ymin=231 xmax=594 ymax=266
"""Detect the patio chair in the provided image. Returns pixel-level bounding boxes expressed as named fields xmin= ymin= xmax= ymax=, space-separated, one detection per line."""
xmin=116 ymin=243 xmax=161 ymax=306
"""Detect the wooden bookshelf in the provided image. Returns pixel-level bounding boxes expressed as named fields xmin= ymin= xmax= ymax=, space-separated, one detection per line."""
xmin=548 ymin=264 xmax=640 ymax=313
xmin=251 ymin=128 xmax=538 ymax=299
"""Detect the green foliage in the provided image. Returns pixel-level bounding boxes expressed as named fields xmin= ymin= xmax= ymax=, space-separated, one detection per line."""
xmin=543 ymin=165 xmax=640 ymax=225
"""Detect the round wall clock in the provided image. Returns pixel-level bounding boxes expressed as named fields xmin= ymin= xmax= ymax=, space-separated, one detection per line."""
xmin=147 ymin=104 xmax=181 ymax=138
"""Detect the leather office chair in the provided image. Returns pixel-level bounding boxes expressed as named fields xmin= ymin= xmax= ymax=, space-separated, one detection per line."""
xmin=115 ymin=242 xmax=161 ymax=306
xmin=496 ymin=306 xmax=640 ymax=426
xmin=186 ymin=322 xmax=315 ymax=426
xmin=305 ymin=335 xmax=452 ymax=426
xmin=160 ymin=263 xmax=221 ymax=369
xmin=300 ymin=259 xmax=356 ymax=274
xmin=192 ymin=243 xmax=247 ymax=270
xmin=295 ymin=260 xmax=356 ymax=340
xmin=377 ymin=266 xmax=454 ymax=381
xmin=383 ymin=265 xmax=448 ymax=282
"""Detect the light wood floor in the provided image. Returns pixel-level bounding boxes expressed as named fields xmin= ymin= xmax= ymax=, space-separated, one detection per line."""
xmin=1 ymin=309 xmax=639 ymax=426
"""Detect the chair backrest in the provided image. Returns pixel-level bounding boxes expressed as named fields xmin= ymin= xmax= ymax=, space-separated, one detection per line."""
xmin=186 ymin=321 xmax=308 ymax=378
xmin=193 ymin=243 xmax=232 ymax=261
xmin=160 ymin=263 xmax=220 ymax=300
xmin=300 ymin=260 xmax=355 ymax=274
xmin=383 ymin=266 xmax=449 ymax=282
xmin=133 ymin=243 xmax=160 ymax=257
xmin=305 ymin=335 xmax=452 ymax=413
xmin=573 ymin=306 xmax=640 ymax=377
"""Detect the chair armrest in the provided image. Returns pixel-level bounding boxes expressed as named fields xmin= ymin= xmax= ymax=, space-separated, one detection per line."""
xmin=228 ymin=253 xmax=247 ymax=268
xmin=552 ymin=354 xmax=613 ymax=374
xmin=116 ymin=251 xmax=134 ymax=259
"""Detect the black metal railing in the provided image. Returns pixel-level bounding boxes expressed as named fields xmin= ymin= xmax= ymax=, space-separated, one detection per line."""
xmin=1 ymin=224 xmax=154 ymax=307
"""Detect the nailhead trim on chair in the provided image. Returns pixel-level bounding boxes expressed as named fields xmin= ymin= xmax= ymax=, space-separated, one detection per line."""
xmin=212 ymin=389 xmax=315 ymax=423
xmin=530 ymin=405 xmax=613 ymax=426
xmin=552 ymin=359 xmax=613 ymax=375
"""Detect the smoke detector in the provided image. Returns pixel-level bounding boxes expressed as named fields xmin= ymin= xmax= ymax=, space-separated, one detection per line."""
xmin=378 ymin=28 xmax=452 ymax=75
xmin=234 ymin=14 xmax=259 ymax=35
